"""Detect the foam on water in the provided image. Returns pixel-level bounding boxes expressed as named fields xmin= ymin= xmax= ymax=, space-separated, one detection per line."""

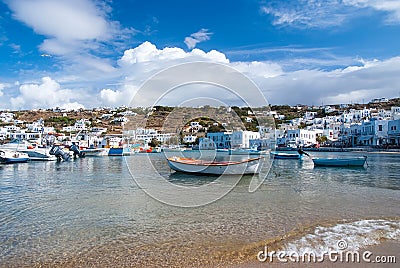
xmin=281 ymin=219 xmax=400 ymax=256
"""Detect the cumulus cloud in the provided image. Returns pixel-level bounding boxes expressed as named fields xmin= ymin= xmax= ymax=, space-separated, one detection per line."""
xmin=99 ymin=84 xmax=138 ymax=107
xmin=100 ymin=42 xmax=400 ymax=108
xmin=118 ymin=41 xmax=228 ymax=66
xmin=258 ymin=57 xmax=400 ymax=105
xmin=2 ymin=41 xmax=400 ymax=110
xmin=10 ymin=77 xmax=85 ymax=110
xmin=184 ymin=29 xmax=212 ymax=49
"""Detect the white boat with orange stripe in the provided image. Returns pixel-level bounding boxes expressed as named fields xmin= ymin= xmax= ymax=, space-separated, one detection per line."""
xmin=167 ymin=156 xmax=262 ymax=175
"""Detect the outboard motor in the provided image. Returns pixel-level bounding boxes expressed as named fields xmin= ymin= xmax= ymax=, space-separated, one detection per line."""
xmin=70 ymin=143 xmax=85 ymax=158
xmin=50 ymin=145 xmax=71 ymax=161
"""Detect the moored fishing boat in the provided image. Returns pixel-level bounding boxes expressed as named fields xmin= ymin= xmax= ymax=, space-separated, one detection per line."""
xmin=167 ymin=156 xmax=262 ymax=175
xmin=0 ymin=149 xmax=29 ymax=163
xmin=228 ymin=148 xmax=265 ymax=155
xmin=312 ymin=156 xmax=367 ymax=167
xmin=270 ymin=151 xmax=302 ymax=159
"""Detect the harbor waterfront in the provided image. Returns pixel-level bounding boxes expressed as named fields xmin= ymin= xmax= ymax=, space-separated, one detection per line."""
xmin=0 ymin=151 xmax=399 ymax=267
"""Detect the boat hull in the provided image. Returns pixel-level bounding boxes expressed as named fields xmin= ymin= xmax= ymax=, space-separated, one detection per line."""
xmin=0 ymin=150 xmax=30 ymax=163
xmin=19 ymin=148 xmax=57 ymax=161
xmin=270 ymin=152 xmax=301 ymax=159
xmin=108 ymin=147 xmax=123 ymax=156
xmin=81 ymin=148 xmax=109 ymax=156
xmin=312 ymin=157 xmax=367 ymax=167
xmin=229 ymin=149 xmax=264 ymax=155
xmin=167 ymin=157 xmax=261 ymax=175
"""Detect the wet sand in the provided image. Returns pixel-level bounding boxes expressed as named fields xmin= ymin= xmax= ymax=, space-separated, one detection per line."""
xmin=232 ymin=240 xmax=399 ymax=268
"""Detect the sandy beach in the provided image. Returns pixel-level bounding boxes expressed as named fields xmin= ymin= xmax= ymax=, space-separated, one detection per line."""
xmin=232 ymin=240 xmax=399 ymax=268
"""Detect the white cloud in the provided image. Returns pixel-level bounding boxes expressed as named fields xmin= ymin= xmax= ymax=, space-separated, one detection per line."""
xmin=2 ymin=41 xmax=400 ymax=110
xmin=9 ymin=0 xmax=110 ymax=41
xmin=100 ymin=88 xmax=124 ymax=105
xmin=259 ymin=57 xmax=400 ymax=105
xmin=231 ymin=61 xmax=283 ymax=78
xmin=261 ymin=1 xmax=350 ymax=28
xmin=7 ymin=0 xmax=120 ymax=57
xmin=344 ymin=0 xmax=400 ymax=23
xmin=261 ymin=0 xmax=400 ymax=28
xmin=104 ymin=42 xmax=400 ymax=108
xmin=10 ymin=77 xmax=85 ymax=110
xmin=184 ymin=29 xmax=212 ymax=49
xmin=58 ymin=102 xmax=85 ymax=111
xmin=0 ymin=83 xmax=6 ymax=97
xmin=99 ymin=84 xmax=138 ymax=107
xmin=6 ymin=0 xmax=133 ymax=77
xmin=0 ymin=83 xmax=9 ymax=97
xmin=118 ymin=41 xmax=228 ymax=66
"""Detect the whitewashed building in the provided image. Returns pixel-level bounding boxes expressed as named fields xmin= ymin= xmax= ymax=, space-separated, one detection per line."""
xmin=206 ymin=132 xmax=232 ymax=149
xmin=285 ymin=129 xmax=317 ymax=147
xmin=199 ymin=137 xmax=216 ymax=150
xmin=388 ymin=119 xmax=400 ymax=145
xmin=183 ymin=135 xmax=197 ymax=144
xmin=231 ymin=131 xmax=260 ymax=148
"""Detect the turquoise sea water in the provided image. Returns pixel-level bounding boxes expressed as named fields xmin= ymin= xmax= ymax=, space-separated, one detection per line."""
xmin=0 ymin=151 xmax=399 ymax=266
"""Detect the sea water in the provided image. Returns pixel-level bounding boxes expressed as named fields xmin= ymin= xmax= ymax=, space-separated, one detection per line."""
xmin=0 ymin=151 xmax=399 ymax=266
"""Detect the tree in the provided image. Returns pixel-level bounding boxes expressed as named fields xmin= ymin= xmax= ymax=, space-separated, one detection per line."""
xmin=316 ymin=135 xmax=328 ymax=144
xmin=149 ymin=138 xmax=160 ymax=147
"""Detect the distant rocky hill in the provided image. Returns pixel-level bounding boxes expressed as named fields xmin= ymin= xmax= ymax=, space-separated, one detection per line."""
xmin=2 ymin=98 xmax=399 ymax=133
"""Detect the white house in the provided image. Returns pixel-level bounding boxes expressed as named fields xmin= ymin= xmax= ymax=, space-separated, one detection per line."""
xmin=349 ymin=119 xmax=389 ymax=146
xmin=0 ymin=112 xmax=14 ymax=123
xmin=206 ymin=132 xmax=232 ymax=149
xmin=388 ymin=119 xmax=400 ymax=145
xmin=199 ymin=137 xmax=216 ymax=150
xmin=183 ymin=135 xmax=197 ymax=144
xmin=231 ymin=131 xmax=260 ymax=148
xmin=285 ymin=129 xmax=317 ymax=147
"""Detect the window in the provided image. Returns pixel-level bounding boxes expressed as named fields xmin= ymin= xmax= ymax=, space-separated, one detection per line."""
xmin=378 ymin=125 xmax=382 ymax=131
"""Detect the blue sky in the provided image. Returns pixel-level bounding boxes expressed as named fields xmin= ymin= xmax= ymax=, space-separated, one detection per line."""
xmin=1 ymin=0 xmax=400 ymax=110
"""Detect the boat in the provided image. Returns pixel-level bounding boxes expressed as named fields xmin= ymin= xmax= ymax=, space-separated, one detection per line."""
xmin=312 ymin=156 xmax=367 ymax=167
xmin=108 ymin=147 xmax=124 ymax=156
xmin=19 ymin=148 xmax=57 ymax=161
xmin=228 ymin=148 xmax=265 ymax=155
xmin=80 ymin=147 xmax=109 ymax=156
xmin=138 ymin=147 xmax=161 ymax=153
xmin=0 ymin=149 xmax=30 ymax=163
xmin=270 ymin=151 xmax=302 ymax=159
xmin=0 ymin=139 xmax=32 ymax=150
xmin=167 ymin=156 xmax=262 ymax=175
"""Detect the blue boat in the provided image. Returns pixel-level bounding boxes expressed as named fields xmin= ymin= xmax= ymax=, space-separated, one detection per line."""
xmin=312 ymin=156 xmax=367 ymax=167
xmin=270 ymin=151 xmax=302 ymax=159
xmin=108 ymin=147 xmax=123 ymax=156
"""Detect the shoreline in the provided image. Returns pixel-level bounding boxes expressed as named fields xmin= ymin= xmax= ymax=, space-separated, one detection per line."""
xmin=232 ymin=240 xmax=400 ymax=268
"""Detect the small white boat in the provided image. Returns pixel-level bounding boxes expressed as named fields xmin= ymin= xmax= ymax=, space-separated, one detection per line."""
xmin=0 ymin=149 xmax=30 ymax=163
xmin=80 ymin=147 xmax=109 ymax=156
xmin=270 ymin=151 xmax=302 ymax=159
xmin=228 ymin=149 xmax=265 ymax=155
xmin=312 ymin=156 xmax=367 ymax=167
xmin=167 ymin=156 xmax=262 ymax=175
xmin=19 ymin=148 xmax=57 ymax=161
